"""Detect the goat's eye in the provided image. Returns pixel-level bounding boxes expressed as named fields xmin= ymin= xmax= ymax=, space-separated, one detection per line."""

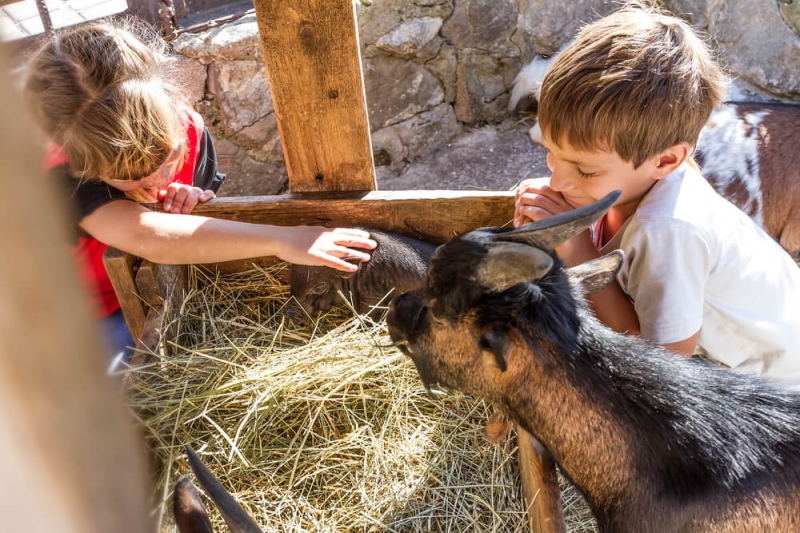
xmin=311 ymin=282 xmax=329 ymax=295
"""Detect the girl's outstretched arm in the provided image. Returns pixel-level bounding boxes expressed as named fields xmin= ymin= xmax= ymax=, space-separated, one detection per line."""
xmin=81 ymin=200 xmax=376 ymax=272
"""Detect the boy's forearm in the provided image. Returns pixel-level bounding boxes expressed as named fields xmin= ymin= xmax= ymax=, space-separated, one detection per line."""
xmin=558 ymin=231 xmax=641 ymax=336
xmin=586 ymin=282 xmax=641 ymax=336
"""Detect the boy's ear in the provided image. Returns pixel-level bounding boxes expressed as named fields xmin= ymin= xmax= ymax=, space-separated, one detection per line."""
xmin=653 ymin=141 xmax=692 ymax=179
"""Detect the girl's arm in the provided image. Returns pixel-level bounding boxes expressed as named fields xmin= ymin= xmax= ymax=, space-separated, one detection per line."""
xmin=80 ymin=200 xmax=376 ymax=272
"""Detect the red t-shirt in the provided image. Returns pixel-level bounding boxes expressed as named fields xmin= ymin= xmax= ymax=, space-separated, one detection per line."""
xmin=47 ymin=107 xmax=207 ymax=319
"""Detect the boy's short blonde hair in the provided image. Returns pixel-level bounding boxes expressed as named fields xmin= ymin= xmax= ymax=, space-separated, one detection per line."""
xmin=538 ymin=6 xmax=728 ymax=168
xmin=23 ymin=19 xmax=185 ymax=182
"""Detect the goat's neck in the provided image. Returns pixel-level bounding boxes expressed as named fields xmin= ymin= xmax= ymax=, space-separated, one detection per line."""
xmin=503 ymin=338 xmax=638 ymax=512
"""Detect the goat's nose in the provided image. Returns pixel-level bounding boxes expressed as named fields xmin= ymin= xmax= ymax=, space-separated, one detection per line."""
xmin=283 ymin=300 xmax=306 ymax=320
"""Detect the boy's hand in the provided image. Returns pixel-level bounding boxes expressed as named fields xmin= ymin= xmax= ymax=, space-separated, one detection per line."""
xmin=279 ymin=227 xmax=377 ymax=272
xmin=514 ymin=177 xmax=573 ymax=227
xmin=514 ymin=177 xmax=596 ymax=266
xmin=157 ymin=183 xmax=216 ymax=214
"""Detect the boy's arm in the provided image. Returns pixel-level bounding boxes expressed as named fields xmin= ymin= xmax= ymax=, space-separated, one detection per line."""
xmin=80 ymin=200 xmax=376 ymax=271
xmin=556 ymin=228 xmax=642 ymax=336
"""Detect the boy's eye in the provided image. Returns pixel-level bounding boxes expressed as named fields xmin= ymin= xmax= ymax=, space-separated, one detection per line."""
xmin=577 ymin=168 xmax=596 ymax=179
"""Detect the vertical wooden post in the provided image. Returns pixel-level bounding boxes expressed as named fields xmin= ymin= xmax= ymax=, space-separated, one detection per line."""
xmin=517 ymin=425 xmax=568 ymax=533
xmin=252 ymin=0 xmax=376 ymax=193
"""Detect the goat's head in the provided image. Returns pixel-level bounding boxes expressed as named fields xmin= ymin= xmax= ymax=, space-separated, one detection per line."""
xmin=286 ymin=262 xmax=359 ymax=318
xmin=386 ymin=191 xmax=622 ymax=407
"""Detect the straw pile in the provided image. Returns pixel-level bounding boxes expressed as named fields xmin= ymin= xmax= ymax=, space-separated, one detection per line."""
xmin=124 ymin=263 xmax=598 ymax=532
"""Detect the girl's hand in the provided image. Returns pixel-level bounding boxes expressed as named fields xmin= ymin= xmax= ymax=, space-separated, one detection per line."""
xmin=157 ymin=184 xmax=216 ymax=214
xmin=514 ymin=177 xmax=573 ymax=227
xmin=280 ymin=227 xmax=377 ymax=272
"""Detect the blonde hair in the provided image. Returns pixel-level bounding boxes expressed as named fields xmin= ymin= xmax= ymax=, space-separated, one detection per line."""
xmin=538 ymin=5 xmax=728 ymax=168
xmin=23 ymin=19 xmax=185 ymax=182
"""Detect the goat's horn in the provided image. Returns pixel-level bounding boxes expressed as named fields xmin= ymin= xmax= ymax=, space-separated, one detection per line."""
xmin=497 ymin=190 xmax=621 ymax=251
xmin=184 ymin=446 xmax=264 ymax=533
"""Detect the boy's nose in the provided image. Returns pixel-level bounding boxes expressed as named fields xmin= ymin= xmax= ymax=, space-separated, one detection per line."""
xmin=549 ymin=168 xmax=574 ymax=192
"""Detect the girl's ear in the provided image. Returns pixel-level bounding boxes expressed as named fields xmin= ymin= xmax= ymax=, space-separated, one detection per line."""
xmin=653 ymin=141 xmax=691 ymax=179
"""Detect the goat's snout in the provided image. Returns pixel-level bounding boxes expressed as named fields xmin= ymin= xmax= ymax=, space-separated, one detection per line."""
xmin=283 ymin=299 xmax=309 ymax=321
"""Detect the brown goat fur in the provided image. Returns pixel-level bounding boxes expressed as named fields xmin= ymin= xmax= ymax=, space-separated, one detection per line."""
xmin=695 ymin=102 xmax=800 ymax=261
xmin=387 ymin=192 xmax=800 ymax=532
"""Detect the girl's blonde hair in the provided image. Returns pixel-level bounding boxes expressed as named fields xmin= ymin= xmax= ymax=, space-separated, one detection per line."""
xmin=538 ymin=5 xmax=728 ymax=168
xmin=23 ymin=19 xmax=185 ymax=182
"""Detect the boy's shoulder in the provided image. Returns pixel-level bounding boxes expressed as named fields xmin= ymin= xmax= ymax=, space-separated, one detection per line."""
xmin=631 ymin=164 xmax=752 ymax=238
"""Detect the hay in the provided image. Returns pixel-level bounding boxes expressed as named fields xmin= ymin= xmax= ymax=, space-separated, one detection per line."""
xmin=124 ymin=263 xmax=598 ymax=532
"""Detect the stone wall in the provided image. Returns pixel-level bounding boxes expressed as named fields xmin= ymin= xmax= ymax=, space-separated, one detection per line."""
xmin=168 ymin=0 xmax=800 ymax=196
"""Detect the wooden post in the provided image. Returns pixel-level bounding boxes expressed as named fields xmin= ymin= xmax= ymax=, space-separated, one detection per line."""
xmin=0 ymin=48 xmax=152 ymax=533
xmin=252 ymin=0 xmax=376 ymax=193
xmin=103 ymin=247 xmax=147 ymax=344
xmin=517 ymin=425 xmax=568 ymax=533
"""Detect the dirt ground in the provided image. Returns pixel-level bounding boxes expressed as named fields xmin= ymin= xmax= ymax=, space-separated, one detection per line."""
xmin=377 ymin=118 xmax=551 ymax=193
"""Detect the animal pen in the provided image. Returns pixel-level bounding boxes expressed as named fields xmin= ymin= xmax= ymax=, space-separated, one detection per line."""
xmin=106 ymin=1 xmax=570 ymax=531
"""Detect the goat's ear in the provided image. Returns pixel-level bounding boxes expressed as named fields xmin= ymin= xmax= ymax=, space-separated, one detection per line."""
xmin=476 ymin=242 xmax=553 ymax=292
xmin=496 ymin=190 xmax=620 ymax=252
xmin=566 ymin=250 xmax=624 ymax=294
xmin=479 ymin=329 xmax=510 ymax=372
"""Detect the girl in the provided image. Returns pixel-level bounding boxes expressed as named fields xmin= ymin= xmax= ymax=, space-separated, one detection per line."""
xmin=23 ymin=20 xmax=376 ymax=369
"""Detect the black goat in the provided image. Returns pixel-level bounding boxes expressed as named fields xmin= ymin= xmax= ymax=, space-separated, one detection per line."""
xmin=386 ymin=191 xmax=800 ymax=532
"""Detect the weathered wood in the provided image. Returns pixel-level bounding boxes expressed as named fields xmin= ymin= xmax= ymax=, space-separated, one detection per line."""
xmin=517 ymin=425 xmax=568 ymax=533
xmin=132 ymin=309 xmax=166 ymax=364
xmin=192 ymin=190 xmax=516 ymax=244
xmin=133 ymin=261 xmax=188 ymax=361
xmin=0 ymin=48 xmax=152 ymax=533
xmin=201 ymin=256 xmax=284 ymax=276
xmin=136 ymin=261 xmax=188 ymax=311
xmin=103 ymin=246 xmax=147 ymax=341
xmin=252 ymin=0 xmax=376 ymax=192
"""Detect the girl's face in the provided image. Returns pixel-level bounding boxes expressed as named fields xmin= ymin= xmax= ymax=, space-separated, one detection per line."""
xmin=102 ymin=144 xmax=183 ymax=193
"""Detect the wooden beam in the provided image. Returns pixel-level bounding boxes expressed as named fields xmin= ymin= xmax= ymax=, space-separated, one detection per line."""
xmin=191 ymin=190 xmax=515 ymax=244
xmin=517 ymin=425 xmax=568 ymax=533
xmin=103 ymin=247 xmax=147 ymax=342
xmin=252 ymin=0 xmax=376 ymax=192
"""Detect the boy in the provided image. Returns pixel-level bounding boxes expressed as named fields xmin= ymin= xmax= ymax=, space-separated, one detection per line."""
xmin=514 ymin=7 xmax=800 ymax=388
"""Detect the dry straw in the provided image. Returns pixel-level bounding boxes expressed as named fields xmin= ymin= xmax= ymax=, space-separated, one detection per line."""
xmin=123 ymin=263 xmax=597 ymax=532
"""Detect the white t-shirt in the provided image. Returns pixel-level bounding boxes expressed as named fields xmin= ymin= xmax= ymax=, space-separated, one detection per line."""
xmin=596 ymin=164 xmax=800 ymax=388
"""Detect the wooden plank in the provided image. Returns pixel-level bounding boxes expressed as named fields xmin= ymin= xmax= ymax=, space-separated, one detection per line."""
xmin=131 ymin=309 xmax=164 ymax=365
xmin=252 ymin=0 xmax=376 ymax=192
xmin=135 ymin=261 xmax=188 ymax=310
xmin=517 ymin=425 xmax=567 ymax=533
xmin=103 ymin=246 xmax=147 ymax=341
xmin=192 ymin=190 xmax=516 ymax=244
